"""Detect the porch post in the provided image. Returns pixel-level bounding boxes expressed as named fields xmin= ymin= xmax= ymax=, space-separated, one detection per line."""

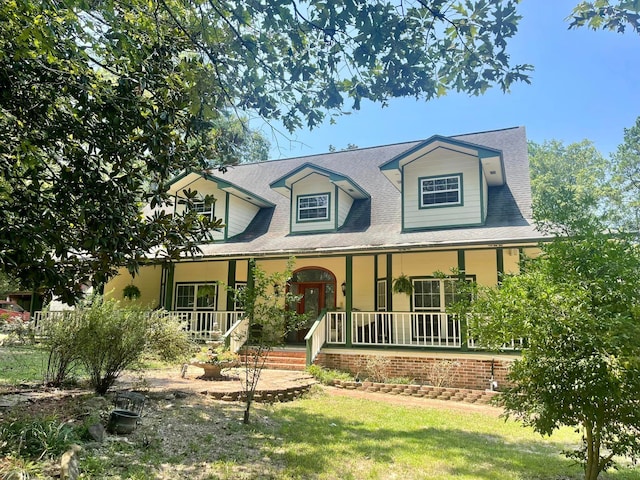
xmin=226 ymin=260 xmax=237 ymax=311
xmin=458 ymin=249 xmax=468 ymax=351
xmin=345 ymin=255 xmax=353 ymax=347
xmin=162 ymin=263 xmax=175 ymax=310
xmin=386 ymin=253 xmax=393 ymax=312
xmin=496 ymin=248 xmax=504 ymax=284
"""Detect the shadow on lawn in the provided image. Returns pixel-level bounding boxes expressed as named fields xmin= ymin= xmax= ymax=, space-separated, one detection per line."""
xmin=260 ymin=402 xmax=583 ymax=480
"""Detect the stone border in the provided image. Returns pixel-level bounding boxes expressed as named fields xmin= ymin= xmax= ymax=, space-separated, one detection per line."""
xmin=332 ymin=380 xmax=500 ymax=405
xmin=202 ymin=384 xmax=314 ymax=403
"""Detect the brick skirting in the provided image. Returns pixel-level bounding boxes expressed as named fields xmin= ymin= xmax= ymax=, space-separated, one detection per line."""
xmin=315 ymin=351 xmax=514 ymax=391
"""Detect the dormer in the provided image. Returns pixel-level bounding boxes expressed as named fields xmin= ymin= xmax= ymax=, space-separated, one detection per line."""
xmin=270 ymin=163 xmax=369 ymax=234
xmin=168 ymin=171 xmax=274 ymax=241
xmin=379 ymin=136 xmax=505 ymax=232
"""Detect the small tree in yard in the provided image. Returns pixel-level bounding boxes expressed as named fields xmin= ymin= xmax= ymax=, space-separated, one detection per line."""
xmin=464 ymin=226 xmax=640 ymax=480
xmin=42 ymin=296 xmax=191 ymax=394
xmin=231 ymin=260 xmax=306 ymax=424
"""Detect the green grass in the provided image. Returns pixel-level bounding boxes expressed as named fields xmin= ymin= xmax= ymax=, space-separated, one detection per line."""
xmin=256 ymin=394 xmax=640 ymax=480
xmin=0 ymin=344 xmax=48 ymax=387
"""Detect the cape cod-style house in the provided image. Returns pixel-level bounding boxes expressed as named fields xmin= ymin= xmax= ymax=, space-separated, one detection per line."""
xmin=104 ymin=126 xmax=544 ymax=390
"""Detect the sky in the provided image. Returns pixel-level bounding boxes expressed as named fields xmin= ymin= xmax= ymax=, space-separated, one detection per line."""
xmin=263 ymin=0 xmax=640 ymax=160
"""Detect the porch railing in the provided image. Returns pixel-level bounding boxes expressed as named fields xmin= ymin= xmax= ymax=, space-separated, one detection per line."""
xmin=33 ymin=310 xmax=244 ymax=343
xmin=171 ymin=311 xmax=243 ymax=341
xmin=305 ymin=312 xmax=327 ymax=365
xmin=351 ymin=311 xmax=462 ymax=348
xmin=223 ymin=317 xmax=249 ymax=353
xmin=326 ymin=311 xmax=347 ymax=344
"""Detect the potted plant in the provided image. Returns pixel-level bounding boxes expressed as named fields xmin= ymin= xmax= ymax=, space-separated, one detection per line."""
xmin=122 ymin=284 xmax=141 ymax=300
xmin=190 ymin=345 xmax=239 ymax=379
xmin=392 ymin=274 xmax=413 ymax=296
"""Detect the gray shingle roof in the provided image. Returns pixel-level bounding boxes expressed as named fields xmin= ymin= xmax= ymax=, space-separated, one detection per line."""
xmin=196 ymin=126 xmax=544 ymax=258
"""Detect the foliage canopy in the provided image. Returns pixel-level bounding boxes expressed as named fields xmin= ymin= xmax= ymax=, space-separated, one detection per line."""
xmin=0 ymin=0 xmax=531 ymax=302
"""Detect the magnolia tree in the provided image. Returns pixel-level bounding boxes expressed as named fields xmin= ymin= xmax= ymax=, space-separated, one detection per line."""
xmin=230 ymin=260 xmax=307 ymax=424
xmin=462 ymin=223 xmax=640 ymax=479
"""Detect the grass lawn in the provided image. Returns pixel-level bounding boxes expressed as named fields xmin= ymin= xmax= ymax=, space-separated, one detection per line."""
xmin=1 ymin=343 xmax=639 ymax=479
xmin=0 ymin=342 xmax=49 ymax=387
xmin=259 ymin=394 xmax=640 ymax=480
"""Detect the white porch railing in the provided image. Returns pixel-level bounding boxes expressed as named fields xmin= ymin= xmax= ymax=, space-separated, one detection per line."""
xmin=171 ymin=311 xmax=243 ymax=341
xmin=305 ymin=313 xmax=327 ymax=365
xmin=351 ymin=311 xmax=462 ymax=348
xmin=223 ymin=317 xmax=249 ymax=353
xmin=326 ymin=311 xmax=347 ymax=344
xmin=33 ymin=310 xmax=244 ymax=343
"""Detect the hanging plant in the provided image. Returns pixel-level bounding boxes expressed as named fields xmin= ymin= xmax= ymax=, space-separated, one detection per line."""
xmin=197 ymin=284 xmax=217 ymax=298
xmin=122 ymin=284 xmax=141 ymax=300
xmin=392 ymin=274 xmax=413 ymax=296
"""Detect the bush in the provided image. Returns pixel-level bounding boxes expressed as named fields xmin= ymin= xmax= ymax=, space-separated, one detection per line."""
xmin=306 ymin=365 xmax=354 ymax=385
xmin=41 ymin=296 xmax=192 ymax=394
xmin=0 ymin=417 xmax=79 ymax=460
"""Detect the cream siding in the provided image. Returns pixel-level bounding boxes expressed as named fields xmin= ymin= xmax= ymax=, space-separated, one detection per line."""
xmin=291 ymin=173 xmax=335 ymax=233
xmin=503 ymin=247 xmax=522 ymax=275
xmin=105 ymin=265 xmax=163 ymax=307
xmin=227 ymin=195 xmax=260 ymax=238
xmin=403 ymin=149 xmax=482 ymax=230
xmin=173 ymin=261 xmax=231 ymax=310
xmin=465 ymin=249 xmax=498 ymax=286
xmin=337 ymin=188 xmax=354 ymax=228
xmin=352 ymin=256 xmax=375 ymax=311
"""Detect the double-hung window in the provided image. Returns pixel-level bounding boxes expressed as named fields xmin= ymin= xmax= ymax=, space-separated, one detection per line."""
xmin=297 ymin=193 xmax=329 ymax=221
xmin=420 ymin=174 xmax=462 ymax=207
xmin=175 ymin=283 xmax=217 ymax=311
xmin=190 ymin=200 xmax=215 ymax=221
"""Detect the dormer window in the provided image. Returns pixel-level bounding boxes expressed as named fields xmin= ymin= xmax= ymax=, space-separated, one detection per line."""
xmin=297 ymin=193 xmax=330 ymax=221
xmin=190 ymin=200 xmax=215 ymax=221
xmin=420 ymin=174 xmax=462 ymax=208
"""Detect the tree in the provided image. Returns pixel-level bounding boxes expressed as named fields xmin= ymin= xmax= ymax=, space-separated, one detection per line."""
xmin=569 ymin=1 xmax=640 ymax=35
xmin=1 ymin=0 xmax=531 ymax=303
xmin=608 ymin=116 xmax=640 ymax=231
xmin=230 ymin=259 xmax=306 ymax=424
xmin=528 ymin=140 xmax=611 ymax=234
xmin=464 ymin=212 xmax=640 ymax=479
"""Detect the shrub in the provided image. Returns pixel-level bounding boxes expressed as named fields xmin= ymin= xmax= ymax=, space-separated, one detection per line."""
xmin=362 ymin=355 xmax=391 ymax=383
xmin=306 ymin=365 xmax=354 ymax=385
xmin=41 ymin=295 xmax=192 ymax=394
xmin=0 ymin=417 xmax=79 ymax=460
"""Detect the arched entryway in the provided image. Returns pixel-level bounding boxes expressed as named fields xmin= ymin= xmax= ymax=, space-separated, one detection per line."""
xmin=288 ymin=267 xmax=337 ymax=344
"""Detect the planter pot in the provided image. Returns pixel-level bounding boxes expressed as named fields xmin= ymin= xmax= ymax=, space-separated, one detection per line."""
xmin=190 ymin=361 xmax=238 ymax=380
xmin=107 ymin=409 xmax=140 ymax=434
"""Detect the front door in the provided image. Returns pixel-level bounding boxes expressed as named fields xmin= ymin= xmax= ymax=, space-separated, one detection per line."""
xmin=295 ymin=283 xmax=323 ymax=342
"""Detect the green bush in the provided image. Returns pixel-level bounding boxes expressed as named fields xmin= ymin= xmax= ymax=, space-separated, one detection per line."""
xmin=0 ymin=417 xmax=79 ymax=460
xmin=306 ymin=365 xmax=354 ymax=385
xmin=41 ymin=295 xmax=192 ymax=394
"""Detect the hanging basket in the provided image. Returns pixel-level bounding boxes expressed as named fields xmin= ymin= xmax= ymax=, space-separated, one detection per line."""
xmin=392 ymin=275 xmax=413 ymax=296
xmin=122 ymin=284 xmax=141 ymax=300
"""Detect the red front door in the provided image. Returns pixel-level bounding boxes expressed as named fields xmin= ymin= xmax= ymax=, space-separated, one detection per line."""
xmin=293 ymin=282 xmax=324 ymax=343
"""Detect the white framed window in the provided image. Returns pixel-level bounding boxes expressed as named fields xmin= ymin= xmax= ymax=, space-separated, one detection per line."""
xmin=175 ymin=283 xmax=217 ymax=310
xmin=420 ymin=174 xmax=462 ymax=208
xmin=233 ymin=282 xmax=247 ymax=311
xmin=190 ymin=200 xmax=215 ymax=221
xmin=376 ymin=279 xmax=387 ymax=311
xmin=297 ymin=193 xmax=329 ymax=221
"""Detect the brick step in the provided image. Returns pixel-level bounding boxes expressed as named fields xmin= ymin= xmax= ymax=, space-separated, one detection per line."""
xmin=239 ymin=349 xmax=307 ymax=371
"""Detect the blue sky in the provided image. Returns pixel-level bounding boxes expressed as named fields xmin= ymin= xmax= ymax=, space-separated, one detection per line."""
xmin=265 ymin=0 xmax=639 ymax=160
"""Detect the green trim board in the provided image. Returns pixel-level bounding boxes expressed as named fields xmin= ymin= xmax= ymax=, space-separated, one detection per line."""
xmin=380 ymin=135 xmax=502 ymax=172
xmin=345 ymin=255 xmax=353 ymax=348
xmin=270 ymin=162 xmax=370 ymax=199
xmin=226 ymin=260 xmax=237 ymax=311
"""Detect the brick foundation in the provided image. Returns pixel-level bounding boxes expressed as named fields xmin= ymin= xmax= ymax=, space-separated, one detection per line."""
xmin=315 ymin=350 xmax=515 ymax=391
